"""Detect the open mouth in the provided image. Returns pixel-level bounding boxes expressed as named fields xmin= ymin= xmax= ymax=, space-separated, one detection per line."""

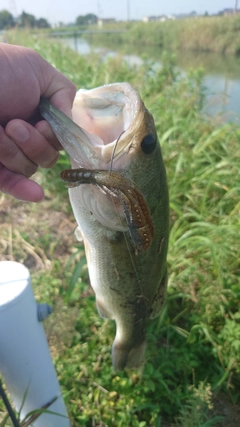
xmin=71 ymin=83 xmax=138 ymax=147
xmin=39 ymin=83 xmax=141 ymax=168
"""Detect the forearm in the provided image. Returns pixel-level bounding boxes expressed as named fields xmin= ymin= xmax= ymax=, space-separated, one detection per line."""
xmin=0 ymin=43 xmax=76 ymax=201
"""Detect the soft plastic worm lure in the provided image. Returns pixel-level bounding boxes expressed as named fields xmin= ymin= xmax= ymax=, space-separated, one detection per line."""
xmin=61 ymin=168 xmax=155 ymax=252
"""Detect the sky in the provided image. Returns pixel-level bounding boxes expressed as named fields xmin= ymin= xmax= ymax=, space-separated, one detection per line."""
xmin=0 ymin=0 xmax=237 ymax=24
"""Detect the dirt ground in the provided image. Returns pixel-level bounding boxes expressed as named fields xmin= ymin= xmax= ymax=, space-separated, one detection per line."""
xmin=213 ymin=393 xmax=240 ymax=427
xmin=0 ymin=192 xmax=76 ymax=267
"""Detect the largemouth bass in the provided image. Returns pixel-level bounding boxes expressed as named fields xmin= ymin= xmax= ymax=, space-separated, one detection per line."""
xmin=39 ymin=83 xmax=169 ymax=370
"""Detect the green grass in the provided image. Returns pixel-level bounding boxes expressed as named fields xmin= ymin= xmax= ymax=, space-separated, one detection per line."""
xmin=1 ymin=31 xmax=240 ymax=426
xmin=84 ymin=15 xmax=240 ymax=55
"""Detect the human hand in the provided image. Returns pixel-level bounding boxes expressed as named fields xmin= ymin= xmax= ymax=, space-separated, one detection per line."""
xmin=0 ymin=43 xmax=76 ymax=202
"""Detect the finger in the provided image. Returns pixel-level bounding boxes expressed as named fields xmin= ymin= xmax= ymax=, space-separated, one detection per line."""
xmin=0 ymin=163 xmax=44 ymax=202
xmin=0 ymin=125 xmax=37 ymax=177
xmin=5 ymin=120 xmax=59 ymax=168
xmin=35 ymin=120 xmax=63 ymax=150
xmin=43 ymin=70 xmax=76 ymax=119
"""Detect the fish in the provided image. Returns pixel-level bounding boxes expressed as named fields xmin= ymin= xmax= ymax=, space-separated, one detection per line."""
xmin=39 ymin=83 xmax=169 ymax=371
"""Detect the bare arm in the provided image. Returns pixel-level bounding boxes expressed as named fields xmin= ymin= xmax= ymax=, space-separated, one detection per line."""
xmin=0 ymin=43 xmax=76 ymax=202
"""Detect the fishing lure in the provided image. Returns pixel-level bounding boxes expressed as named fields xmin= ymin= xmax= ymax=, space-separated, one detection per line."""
xmin=61 ymin=168 xmax=155 ymax=252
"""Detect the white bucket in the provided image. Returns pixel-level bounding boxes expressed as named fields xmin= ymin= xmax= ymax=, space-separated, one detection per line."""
xmin=0 ymin=261 xmax=71 ymax=427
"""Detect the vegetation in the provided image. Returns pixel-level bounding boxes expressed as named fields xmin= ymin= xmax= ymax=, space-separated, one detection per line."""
xmin=85 ymin=15 xmax=240 ymax=55
xmin=0 ymin=10 xmax=14 ymax=29
xmin=1 ymin=31 xmax=240 ymax=426
xmin=0 ymin=10 xmax=50 ymax=29
xmin=19 ymin=11 xmax=50 ymax=29
xmin=2 ymin=9 xmax=240 ymax=55
xmin=76 ymin=14 xmax=98 ymax=26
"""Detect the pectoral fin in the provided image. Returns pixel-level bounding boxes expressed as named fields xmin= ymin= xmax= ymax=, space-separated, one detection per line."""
xmin=74 ymin=227 xmax=83 ymax=242
xmin=96 ymin=299 xmax=113 ymax=319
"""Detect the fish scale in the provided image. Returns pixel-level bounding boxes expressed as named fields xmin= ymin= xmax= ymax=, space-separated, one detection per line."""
xmin=39 ymin=82 xmax=169 ymax=370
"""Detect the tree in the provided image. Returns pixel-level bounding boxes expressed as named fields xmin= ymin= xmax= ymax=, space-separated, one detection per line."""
xmin=0 ymin=10 xmax=14 ymax=29
xmin=36 ymin=18 xmax=50 ymax=28
xmin=85 ymin=13 xmax=98 ymax=24
xmin=76 ymin=15 xmax=85 ymax=25
xmin=20 ymin=11 xmax=36 ymax=28
xmin=76 ymin=13 xmax=98 ymax=26
xmin=19 ymin=11 xmax=50 ymax=28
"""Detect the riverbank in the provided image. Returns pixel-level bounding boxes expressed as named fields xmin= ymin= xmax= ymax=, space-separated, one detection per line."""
xmin=2 ymin=30 xmax=240 ymax=427
xmin=85 ymin=15 xmax=240 ymax=55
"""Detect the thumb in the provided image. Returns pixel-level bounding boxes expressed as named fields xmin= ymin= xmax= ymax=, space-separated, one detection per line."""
xmin=41 ymin=68 xmax=76 ymax=118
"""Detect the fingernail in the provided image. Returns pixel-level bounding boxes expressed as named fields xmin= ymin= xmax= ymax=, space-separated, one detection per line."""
xmin=8 ymin=124 xmax=29 ymax=143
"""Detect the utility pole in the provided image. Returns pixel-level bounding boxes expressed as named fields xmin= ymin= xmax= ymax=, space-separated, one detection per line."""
xmin=97 ymin=1 xmax=101 ymax=17
xmin=127 ymin=0 xmax=130 ymax=21
xmin=8 ymin=0 xmax=17 ymax=17
xmin=234 ymin=0 xmax=238 ymax=13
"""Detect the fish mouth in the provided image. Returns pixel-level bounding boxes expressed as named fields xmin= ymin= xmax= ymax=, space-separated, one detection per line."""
xmin=39 ymin=83 xmax=143 ymax=170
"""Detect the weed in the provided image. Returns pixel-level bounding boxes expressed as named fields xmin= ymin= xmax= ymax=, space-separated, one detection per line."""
xmin=1 ymin=30 xmax=240 ymax=426
xmin=84 ymin=15 xmax=240 ymax=56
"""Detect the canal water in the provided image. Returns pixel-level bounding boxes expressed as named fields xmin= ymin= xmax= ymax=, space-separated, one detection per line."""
xmin=62 ymin=36 xmax=240 ymax=124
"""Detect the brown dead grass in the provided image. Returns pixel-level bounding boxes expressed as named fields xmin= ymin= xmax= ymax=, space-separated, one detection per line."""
xmin=0 ymin=192 xmax=76 ymax=269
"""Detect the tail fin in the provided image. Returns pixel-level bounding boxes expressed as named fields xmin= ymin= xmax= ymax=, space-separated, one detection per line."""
xmin=112 ymin=339 xmax=147 ymax=371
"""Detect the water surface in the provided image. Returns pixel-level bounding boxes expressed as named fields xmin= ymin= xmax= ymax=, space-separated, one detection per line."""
xmin=62 ymin=36 xmax=240 ymax=123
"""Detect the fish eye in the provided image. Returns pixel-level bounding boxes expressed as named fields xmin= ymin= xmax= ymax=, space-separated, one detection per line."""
xmin=141 ymin=134 xmax=157 ymax=154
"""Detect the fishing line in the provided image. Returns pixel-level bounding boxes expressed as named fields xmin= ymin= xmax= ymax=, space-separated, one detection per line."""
xmin=109 ymin=130 xmax=125 ymax=175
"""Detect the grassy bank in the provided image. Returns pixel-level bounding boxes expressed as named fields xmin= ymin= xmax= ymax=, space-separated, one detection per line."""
xmin=85 ymin=15 xmax=240 ymax=55
xmin=1 ymin=31 xmax=240 ymax=426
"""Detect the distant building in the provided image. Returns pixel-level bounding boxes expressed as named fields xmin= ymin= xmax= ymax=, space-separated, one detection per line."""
xmin=173 ymin=12 xmax=198 ymax=19
xmin=51 ymin=22 xmax=65 ymax=28
xmin=218 ymin=8 xmax=240 ymax=15
xmin=142 ymin=15 xmax=175 ymax=23
xmin=142 ymin=12 xmax=200 ymax=22
xmin=98 ymin=18 xmax=116 ymax=27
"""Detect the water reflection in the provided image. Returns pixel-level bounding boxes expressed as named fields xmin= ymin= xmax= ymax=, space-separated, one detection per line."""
xmin=204 ymin=75 xmax=240 ymax=123
xmin=63 ymin=37 xmax=143 ymax=65
xmin=62 ymin=36 xmax=240 ymax=123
